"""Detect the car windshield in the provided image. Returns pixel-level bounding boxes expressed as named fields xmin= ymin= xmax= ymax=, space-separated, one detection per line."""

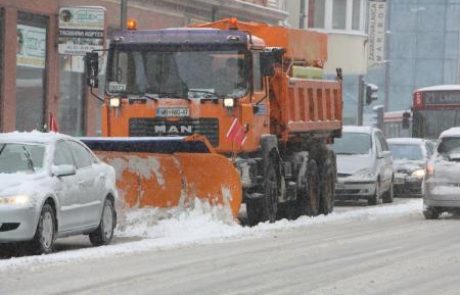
xmin=437 ymin=137 xmax=460 ymax=155
xmin=107 ymin=47 xmax=249 ymax=99
xmin=389 ymin=144 xmax=424 ymax=160
xmin=331 ymin=132 xmax=371 ymax=155
xmin=0 ymin=143 xmax=45 ymax=174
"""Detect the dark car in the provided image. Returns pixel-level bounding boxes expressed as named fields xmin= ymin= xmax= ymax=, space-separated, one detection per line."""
xmin=388 ymin=138 xmax=433 ymax=197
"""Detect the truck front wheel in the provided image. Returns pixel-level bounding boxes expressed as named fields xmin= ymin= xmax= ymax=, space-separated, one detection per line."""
xmin=246 ymin=153 xmax=279 ymax=226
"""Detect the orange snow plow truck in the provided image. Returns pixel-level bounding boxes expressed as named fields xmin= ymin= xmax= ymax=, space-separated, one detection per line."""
xmin=83 ymin=18 xmax=343 ymax=225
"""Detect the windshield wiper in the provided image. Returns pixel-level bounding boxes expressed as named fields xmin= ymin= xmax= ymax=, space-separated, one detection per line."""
xmin=22 ymin=146 xmax=35 ymax=172
xmin=0 ymin=144 xmax=5 ymax=156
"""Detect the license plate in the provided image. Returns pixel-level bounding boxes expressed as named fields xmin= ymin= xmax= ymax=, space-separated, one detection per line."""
xmin=157 ymin=108 xmax=189 ymax=117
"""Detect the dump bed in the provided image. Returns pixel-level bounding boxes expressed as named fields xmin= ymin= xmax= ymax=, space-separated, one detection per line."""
xmin=192 ymin=19 xmax=328 ymax=66
xmin=285 ymin=78 xmax=342 ymax=137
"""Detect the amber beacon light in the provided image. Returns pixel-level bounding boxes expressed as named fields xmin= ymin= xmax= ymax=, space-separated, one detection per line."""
xmin=127 ymin=19 xmax=137 ymax=30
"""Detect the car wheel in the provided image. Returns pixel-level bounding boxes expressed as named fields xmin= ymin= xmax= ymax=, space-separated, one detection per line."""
xmin=423 ymin=206 xmax=440 ymax=220
xmin=382 ymin=180 xmax=394 ymax=203
xmin=368 ymin=181 xmax=379 ymax=206
xmin=30 ymin=203 xmax=56 ymax=254
xmin=89 ymin=198 xmax=116 ymax=246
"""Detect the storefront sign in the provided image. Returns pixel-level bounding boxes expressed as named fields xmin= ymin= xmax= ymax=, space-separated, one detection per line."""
xmin=17 ymin=24 xmax=46 ymax=69
xmin=58 ymin=6 xmax=105 ymax=55
xmin=367 ymin=0 xmax=386 ymax=68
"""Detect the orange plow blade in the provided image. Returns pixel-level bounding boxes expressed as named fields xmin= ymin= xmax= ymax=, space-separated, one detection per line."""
xmin=81 ymin=136 xmax=242 ymax=217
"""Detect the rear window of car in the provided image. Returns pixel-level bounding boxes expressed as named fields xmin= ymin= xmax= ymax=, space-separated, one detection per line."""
xmin=389 ymin=144 xmax=424 ymax=160
xmin=438 ymin=137 xmax=460 ymax=154
xmin=331 ymin=132 xmax=371 ymax=155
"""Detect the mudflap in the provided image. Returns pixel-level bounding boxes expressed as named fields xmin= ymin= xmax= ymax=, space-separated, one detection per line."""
xmin=81 ymin=136 xmax=242 ymax=217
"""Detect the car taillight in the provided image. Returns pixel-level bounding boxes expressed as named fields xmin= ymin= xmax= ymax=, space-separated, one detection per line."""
xmin=426 ymin=163 xmax=434 ymax=176
xmin=413 ymin=92 xmax=424 ymax=109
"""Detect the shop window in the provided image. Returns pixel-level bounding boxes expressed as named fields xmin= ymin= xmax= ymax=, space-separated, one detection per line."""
xmin=16 ymin=12 xmax=48 ymax=131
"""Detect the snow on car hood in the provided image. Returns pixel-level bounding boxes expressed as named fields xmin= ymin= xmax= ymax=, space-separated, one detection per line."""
xmin=336 ymin=154 xmax=373 ymax=175
xmin=0 ymin=171 xmax=47 ymax=196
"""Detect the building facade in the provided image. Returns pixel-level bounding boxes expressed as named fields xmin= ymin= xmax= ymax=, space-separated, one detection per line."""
xmin=285 ymin=0 xmax=369 ymax=124
xmin=367 ymin=0 xmax=460 ymax=113
xmin=0 ymin=0 xmax=287 ymax=135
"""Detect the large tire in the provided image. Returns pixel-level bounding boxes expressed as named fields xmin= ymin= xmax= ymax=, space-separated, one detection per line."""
xmin=423 ymin=206 xmax=440 ymax=220
xmin=382 ymin=180 xmax=394 ymax=203
xmin=297 ymin=159 xmax=320 ymax=216
xmin=320 ymin=157 xmax=335 ymax=215
xmin=368 ymin=180 xmax=380 ymax=206
xmin=29 ymin=203 xmax=56 ymax=255
xmin=89 ymin=198 xmax=116 ymax=246
xmin=246 ymin=153 xmax=279 ymax=226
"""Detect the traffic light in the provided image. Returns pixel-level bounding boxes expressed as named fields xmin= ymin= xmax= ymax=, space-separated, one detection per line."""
xmin=402 ymin=111 xmax=411 ymax=129
xmin=365 ymin=83 xmax=379 ymax=105
xmin=372 ymin=105 xmax=384 ymax=129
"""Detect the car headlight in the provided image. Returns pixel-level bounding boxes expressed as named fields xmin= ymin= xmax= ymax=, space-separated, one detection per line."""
xmin=411 ymin=169 xmax=425 ymax=178
xmin=0 ymin=194 xmax=31 ymax=206
xmin=353 ymin=168 xmax=375 ymax=179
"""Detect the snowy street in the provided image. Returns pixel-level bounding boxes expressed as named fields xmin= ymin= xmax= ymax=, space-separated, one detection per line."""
xmin=2 ymin=198 xmax=460 ymax=294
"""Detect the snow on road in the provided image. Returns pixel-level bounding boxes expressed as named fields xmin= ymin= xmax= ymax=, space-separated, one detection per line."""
xmin=0 ymin=199 xmax=422 ymax=272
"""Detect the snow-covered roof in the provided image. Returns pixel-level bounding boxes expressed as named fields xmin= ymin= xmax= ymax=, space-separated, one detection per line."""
xmin=342 ymin=125 xmax=374 ymax=134
xmin=0 ymin=131 xmax=74 ymax=144
xmin=387 ymin=137 xmax=425 ymax=145
xmin=440 ymin=127 xmax=460 ymax=138
xmin=416 ymin=84 xmax=460 ymax=92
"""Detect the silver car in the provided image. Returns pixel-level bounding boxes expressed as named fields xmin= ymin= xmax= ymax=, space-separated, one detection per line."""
xmin=424 ymin=127 xmax=460 ymax=219
xmin=332 ymin=126 xmax=394 ymax=205
xmin=0 ymin=132 xmax=117 ymax=254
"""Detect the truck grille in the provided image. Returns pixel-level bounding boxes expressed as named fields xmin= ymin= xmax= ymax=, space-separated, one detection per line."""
xmin=129 ymin=118 xmax=219 ymax=146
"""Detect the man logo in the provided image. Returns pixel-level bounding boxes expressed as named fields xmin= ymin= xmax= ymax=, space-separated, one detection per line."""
xmin=154 ymin=125 xmax=193 ymax=134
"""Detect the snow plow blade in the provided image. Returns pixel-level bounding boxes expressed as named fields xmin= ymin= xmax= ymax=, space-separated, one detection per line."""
xmin=81 ymin=136 xmax=242 ymax=217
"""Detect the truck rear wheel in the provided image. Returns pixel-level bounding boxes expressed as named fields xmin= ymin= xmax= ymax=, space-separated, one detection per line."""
xmin=297 ymin=159 xmax=320 ymax=217
xmin=246 ymin=153 xmax=279 ymax=226
xmin=320 ymin=159 xmax=335 ymax=215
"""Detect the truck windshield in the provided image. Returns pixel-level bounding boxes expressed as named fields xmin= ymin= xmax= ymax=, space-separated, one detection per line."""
xmin=107 ymin=48 xmax=249 ymax=99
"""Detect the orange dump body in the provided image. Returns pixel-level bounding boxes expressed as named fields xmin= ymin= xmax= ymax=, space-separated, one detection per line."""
xmin=192 ymin=18 xmax=328 ymax=65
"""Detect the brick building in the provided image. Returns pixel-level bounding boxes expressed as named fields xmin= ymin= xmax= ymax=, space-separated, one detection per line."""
xmin=0 ymin=0 xmax=286 ymax=135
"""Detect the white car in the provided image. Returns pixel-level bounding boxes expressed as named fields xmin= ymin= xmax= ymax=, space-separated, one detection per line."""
xmin=332 ymin=126 xmax=394 ymax=205
xmin=0 ymin=132 xmax=117 ymax=254
xmin=424 ymin=127 xmax=460 ymax=219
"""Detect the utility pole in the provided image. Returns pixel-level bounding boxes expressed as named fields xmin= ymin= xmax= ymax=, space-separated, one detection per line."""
xmin=120 ymin=0 xmax=128 ymax=30
xmin=357 ymin=74 xmax=365 ymax=125
xmin=299 ymin=0 xmax=306 ymax=29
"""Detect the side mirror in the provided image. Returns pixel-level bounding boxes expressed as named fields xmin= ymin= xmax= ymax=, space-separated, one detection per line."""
xmin=51 ymin=164 xmax=76 ymax=177
xmin=260 ymin=51 xmax=275 ymax=77
xmin=85 ymin=52 xmax=99 ymax=88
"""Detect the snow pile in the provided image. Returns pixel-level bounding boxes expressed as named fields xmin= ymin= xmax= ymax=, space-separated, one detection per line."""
xmin=116 ymin=199 xmax=243 ymax=243
xmin=0 ymin=199 xmax=423 ymax=271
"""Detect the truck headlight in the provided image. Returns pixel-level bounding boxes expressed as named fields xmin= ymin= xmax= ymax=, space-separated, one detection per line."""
xmin=0 ymin=194 xmax=31 ymax=205
xmin=224 ymin=98 xmax=234 ymax=108
xmin=109 ymin=98 xmax=121 ymax=108
xmin=411 ymin=169 xmax=425 ymax=178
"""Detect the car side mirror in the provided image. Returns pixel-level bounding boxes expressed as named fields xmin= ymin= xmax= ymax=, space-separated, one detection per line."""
xmin=85 ymin=52 xmax=99 ymax=88
xmin=260 ymin=51 xmax=275 ymax=77
xmin=52 ymin=164 xmax=76 ymax=177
